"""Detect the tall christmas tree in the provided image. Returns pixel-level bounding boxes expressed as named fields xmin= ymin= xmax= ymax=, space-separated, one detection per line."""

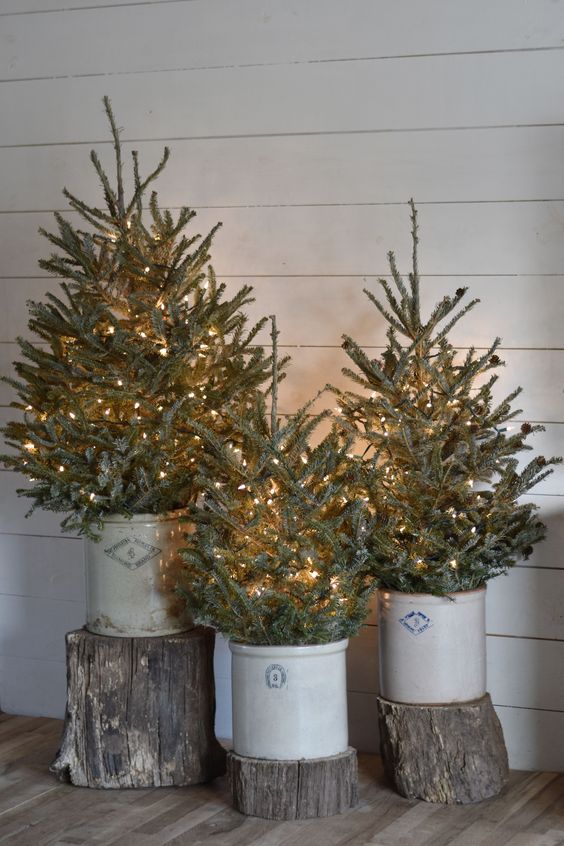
xmin=179 ymin=319 xmax=379 ymax=645
xmin=335 ymin=201 xmax=561 ymax=594
xmin=1 ymin=98 xmax=275 ymax=537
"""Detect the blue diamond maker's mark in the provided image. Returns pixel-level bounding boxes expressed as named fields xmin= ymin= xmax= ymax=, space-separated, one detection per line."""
xmin=399 ymin=610 xmax=433 ymax=636
xmin=104 ymin=537 xmax=162 ymax=570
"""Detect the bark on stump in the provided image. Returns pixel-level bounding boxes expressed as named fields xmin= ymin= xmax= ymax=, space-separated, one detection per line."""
xmin=377 ymin=693 xmax=509 ymax=804
xmin=227 ymin=748 xmax=358 ymax=820
xmin=51 ymin=627 xmax=226 ymax=788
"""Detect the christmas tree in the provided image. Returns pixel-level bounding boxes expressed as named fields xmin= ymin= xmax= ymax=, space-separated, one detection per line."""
xmin=1 ymin=98 xmax=275 ymax=537
xmin=179 ymin=319 xmax=379 ymax=645
xmin=335 ymin=201 xmax=561 ymax=595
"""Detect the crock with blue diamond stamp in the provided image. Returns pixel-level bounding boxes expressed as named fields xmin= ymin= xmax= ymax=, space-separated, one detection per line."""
xmin=85 ymin=512 xmax=193 ymax=637
xmin=378 ymin=587 xmax=486 ymax=704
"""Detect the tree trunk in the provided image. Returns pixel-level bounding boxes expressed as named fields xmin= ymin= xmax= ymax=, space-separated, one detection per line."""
xmin=227 ymin=748 xmax=358 ymax=820
xmin=377 ymin=693 xmax=509 ymax=804
xmin=51 ymin=627 xmax=226 ymax=788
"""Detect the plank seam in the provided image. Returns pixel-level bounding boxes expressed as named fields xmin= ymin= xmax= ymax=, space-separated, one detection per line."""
xmin=1 ymin=44 xmax=564 ymax=84
xmin=2 ymin=122 xmax=564 ymax=151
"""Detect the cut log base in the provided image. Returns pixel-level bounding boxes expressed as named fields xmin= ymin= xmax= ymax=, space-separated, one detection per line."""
xmin=377 ymin=693 xmax=509 ymax=804
xmin=227 ymin=747 xmax=358 ymax=820
xmin=51 ymin=627 xmax=226 ymax=789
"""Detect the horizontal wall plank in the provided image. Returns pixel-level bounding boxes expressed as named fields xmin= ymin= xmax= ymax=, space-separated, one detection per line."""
xmin=3 ymin=0 xmax=563 ymax=81
xmin=0 ymin=533 xmax=84 ymax=601
xmin=0 ymin=655 xmax=66 ymax=719
xmin=3 ymin=274 xmax=564 ymax=353
xmin=494 ymin=706 xmax=564 ymax=772
xmin=1 ymin=51 xmax=564 ymax=147
xmin=487 ymin=567 xmax=564 ymax=641
xmin=276 ymin=346 xmax=564 ymax=427
xmin=2 ymin=202 xmax=564 ymax=280
xmin=0 ymin=471 xmax=75 ymax=537
xmin=523 ymin=497 xmax=564 ymax=570
xmin=0 ymin=594 xmax=85 ymax=662
xmin=3 ymin=126 xmax=564 ymax=213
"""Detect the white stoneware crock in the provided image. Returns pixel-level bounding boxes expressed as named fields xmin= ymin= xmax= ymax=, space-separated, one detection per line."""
xmin=85 ymin=512 xmax=192 ymax=637
xmin=377 ymin=587 xmax=486 ymax=704
xmin=229 ymin=639 xmax=349 ymax=760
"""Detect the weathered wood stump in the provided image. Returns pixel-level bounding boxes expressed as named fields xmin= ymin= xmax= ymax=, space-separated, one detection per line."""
xmin=51 ymin=627 xmax=226 ymax=788
xmin=377 ymin=693 xmax=508 ymax=804
xmin=227 ymin=747 xmax=358 ymax=820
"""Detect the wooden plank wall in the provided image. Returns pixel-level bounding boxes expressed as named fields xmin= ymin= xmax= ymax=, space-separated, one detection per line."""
xmin=0 ymin=0 xmax=563 ymax=771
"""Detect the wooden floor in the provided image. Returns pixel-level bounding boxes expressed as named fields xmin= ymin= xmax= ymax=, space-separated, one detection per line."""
xmin=0 ymin=715 xmax=563 ymax=846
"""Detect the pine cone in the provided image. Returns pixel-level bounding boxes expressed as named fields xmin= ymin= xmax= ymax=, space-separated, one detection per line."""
xmin=455 ymin=287 xmax=466 ymax=298
xmin=522 ymin=545 xmax=534 ymax=557
xmin=489 ymin=355 xmax=501 ymax=366
xmin=536 ymin=456 xmax=547 ymax=467
xmin=520 ymin=422 xmax=533 ymax=435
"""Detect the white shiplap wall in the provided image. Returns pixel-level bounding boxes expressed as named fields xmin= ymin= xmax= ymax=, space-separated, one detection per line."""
xmin=0 ymin=0 xmax=563 ymax=771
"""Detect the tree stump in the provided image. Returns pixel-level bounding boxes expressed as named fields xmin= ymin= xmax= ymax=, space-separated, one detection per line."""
xmin=51 ymin=627 xmax=226 ymax=788
xmin=377 ymin=693 xmax=508 ymax=804
xmin=227 ymin=748 xmax=358 ymax=820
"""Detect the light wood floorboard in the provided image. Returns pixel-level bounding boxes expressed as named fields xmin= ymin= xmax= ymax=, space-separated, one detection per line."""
xmin=0 ymin=715 xmax=562 ymax=845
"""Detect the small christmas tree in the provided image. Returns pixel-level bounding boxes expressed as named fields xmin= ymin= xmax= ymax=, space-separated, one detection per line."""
xmin=1 ymin=98 xmax=274 ymax=537
xmin=179 ymin=319 xmax=379 ymax=645
xmin=335 ymin=201 xmax=561 ymax=594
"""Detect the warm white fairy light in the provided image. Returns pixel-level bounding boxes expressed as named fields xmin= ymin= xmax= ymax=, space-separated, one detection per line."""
xmin=107 ymin=326 xmax=115 ymax=335
xmin=104 ymin=408 xmax=110 ymax=416
xmin=117 ymin=380 xmax=123 ymax=387
xmin=238 ymin=484 xmax=246 ymax=490
xmin=159 ymin=347 xmax=168 ymax=357
xmin=69 ymin=412 xmax=76 ymax=419
xmin=97 ymin=399 xmax=102 ymax=404
xmin=24 ymin=441 xmax=36 ymax=452
xmin=89 ymin=492 xmax=96 ymax=501
xmin=58 ymin=465 xmax=65 ymax=472
xmin=134 ymin=402 xmax=140 ymax=409
xmin=188 ymin=392 xmax=195 ymax=398
xmin=140 ymin=331 xmax=147 ymax=338
xmin=159 ymin=471 xmax=166 ymax=478
xmin=450 ymin=559 xmax=458 ymax=569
